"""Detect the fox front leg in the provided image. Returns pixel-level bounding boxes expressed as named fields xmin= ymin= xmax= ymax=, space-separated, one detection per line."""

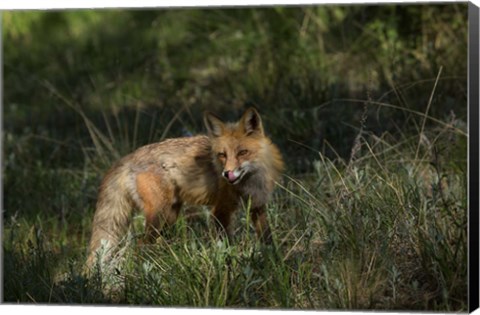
xmin=250 ymin=205 xmax=273 ymax=244
xmin=211 ymin=203 xmax=236 ymax=242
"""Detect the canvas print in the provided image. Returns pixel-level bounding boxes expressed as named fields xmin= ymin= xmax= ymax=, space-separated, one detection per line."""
xmin=2 ymin=3 xmax=471 ymax=311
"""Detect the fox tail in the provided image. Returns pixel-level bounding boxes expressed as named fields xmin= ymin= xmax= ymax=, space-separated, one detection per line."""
xmin=85 ymin=166 xmax=134 ymax=274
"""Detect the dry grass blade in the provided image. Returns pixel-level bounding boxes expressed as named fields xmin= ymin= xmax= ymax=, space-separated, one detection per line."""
xmin=415 ymin=66 xmax=444 ymax=161
xmin=42 ymin=80 xmax=121 ymax=161
xmin=336 ymin=98 xmax=466 ymax=137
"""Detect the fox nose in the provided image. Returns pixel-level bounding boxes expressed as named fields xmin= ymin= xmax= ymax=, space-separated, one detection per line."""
xmin=223 ymin=170 xmax=238 ymax=182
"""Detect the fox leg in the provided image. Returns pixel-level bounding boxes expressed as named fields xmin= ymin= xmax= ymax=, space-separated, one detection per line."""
xmin=144 ymin=202 xmax=182 ymax=242
xmin=211 ymin=203 xmax=237 ymax=240
xmin=251 ymin=206 xmax=273 ymax=244
xmin=136 ymin=172 xmax=180 ymax=243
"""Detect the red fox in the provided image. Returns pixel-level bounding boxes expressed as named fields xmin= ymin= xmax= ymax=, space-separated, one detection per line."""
xmin=86 ymin=107 xmax=284 ymax=270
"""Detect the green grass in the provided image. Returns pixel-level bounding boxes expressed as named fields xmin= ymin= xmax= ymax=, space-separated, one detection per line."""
xmin=3 ymin=109 xmax=467 ymax=309
xmin=2 ymin=4 xmax=468 ymax=310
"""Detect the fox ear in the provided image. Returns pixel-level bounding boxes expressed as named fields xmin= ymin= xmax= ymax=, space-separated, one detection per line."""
xmin=204 ymin=111 xmax=225 ymax=137
xmin=240 ymin=107 xmax=264 ymax=136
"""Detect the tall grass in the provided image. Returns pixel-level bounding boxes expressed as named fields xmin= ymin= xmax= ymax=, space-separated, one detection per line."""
xmin=3 ymin=95 xmax=467 ymax=309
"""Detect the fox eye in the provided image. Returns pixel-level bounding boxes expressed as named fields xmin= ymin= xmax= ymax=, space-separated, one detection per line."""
xmin=237 ymin=149 xmax=248 ymax=157
xmin=217 ymin=152 xmax=226 ymax=159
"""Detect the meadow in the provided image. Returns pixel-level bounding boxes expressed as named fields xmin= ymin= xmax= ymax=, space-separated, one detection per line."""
xmin=2 ymin=4 xmax=469 ymax=310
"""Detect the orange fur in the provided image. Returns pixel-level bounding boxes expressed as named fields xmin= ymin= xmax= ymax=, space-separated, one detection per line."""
xmin=86 ymin=108 xmax=284 ymax=271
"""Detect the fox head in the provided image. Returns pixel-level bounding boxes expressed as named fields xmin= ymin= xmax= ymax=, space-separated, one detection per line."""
xmin=204 ymin=107 xmax=269 ymax=185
